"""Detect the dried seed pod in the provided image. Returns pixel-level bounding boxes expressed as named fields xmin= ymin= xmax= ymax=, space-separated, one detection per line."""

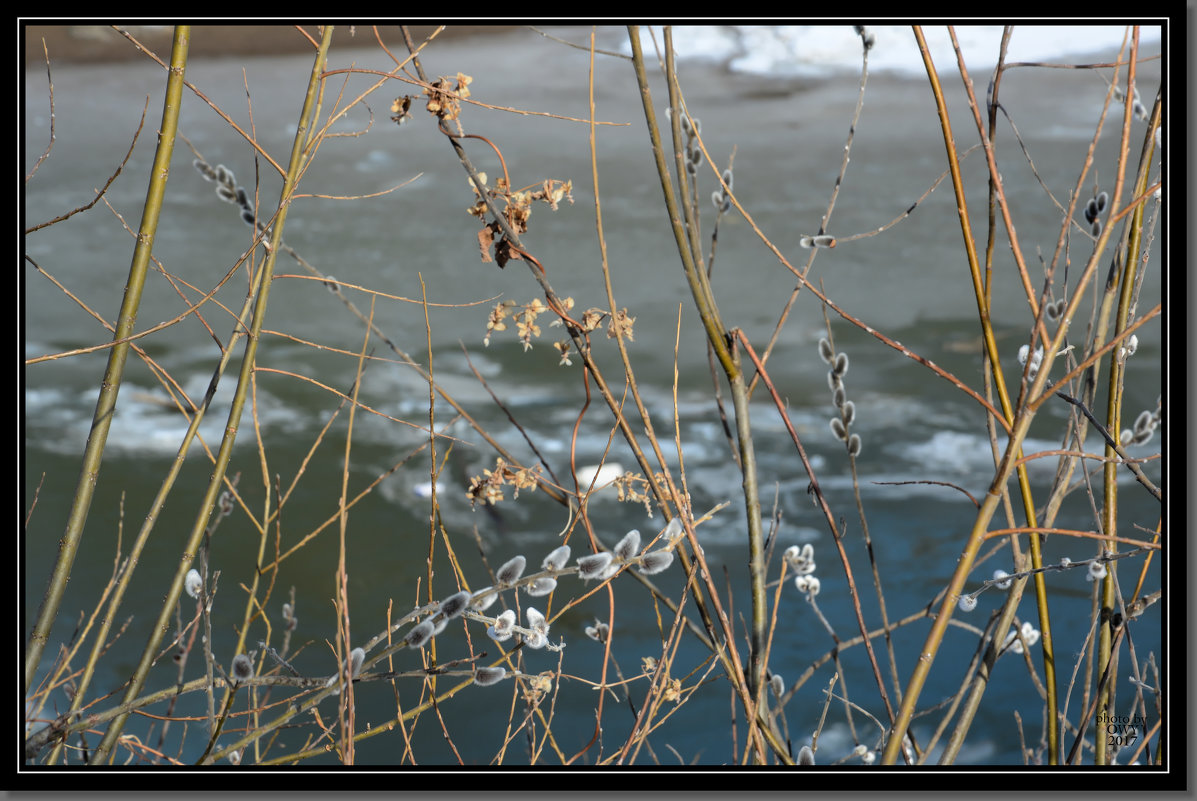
xmin=473 ymin=666 xmax=507 ymax=687
xmin=496 ymin=555 xmax=527 ymax=586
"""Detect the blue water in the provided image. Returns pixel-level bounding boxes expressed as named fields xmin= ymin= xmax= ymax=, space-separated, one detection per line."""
xmin=24 ymin=25 xmax=1165 ymax=767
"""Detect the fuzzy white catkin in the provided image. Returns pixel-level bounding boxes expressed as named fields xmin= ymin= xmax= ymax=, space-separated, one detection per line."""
xmin=185 ymin=569 xmax=203 ymax=599
xmin=542 ymin=545 xmax=571 ymax=572
xmin=496 ymin=555 xmax=527 ymax=585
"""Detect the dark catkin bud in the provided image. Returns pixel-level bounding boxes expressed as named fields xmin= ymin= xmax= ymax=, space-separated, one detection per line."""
xmin=240 ymin=208 xmax=257 ymax=227
xmin=1096 ymin=191 xmax=1108 ymax=214
xmin=577 ymin=552 xmax=614 ymax=580
xmin=828 ymin=370 xmax=842 ymax=392
xmin=833 ymin=352 xmax=849 ymax=377
xmin=832 ymin=385 xmax=846 ymax=409
xmin=637 ymin=550 xmax=674 ymax=575
xmin=614 ymin=530 xmax=641 ymax=561
xmin=818 ymin=337 xmax=834 ymax=364
xmin=722 ymin=168 xmax=734 ymax=193
xmin=231 ymin=654 xmax=254 ymax=683
xmin=1091 ymin=219 xmax=1102 ymax=237
xmin=847 ymin=433 xmax=862 ymax=457
xmin=195 ymin=159 xmax=217 ymax=181
xmin=474 ymin=666 xmax=507 ymax=687
xmin=439 ymin=590 xmax=472 ymax=620
xmin=496 ymin=555 xmax=526 ymax=585
xmin=236 ymin=187 xmax=250 ymax=209
xmin=1084 ymin=198 xmax=1099 ymax=224
xmin=712 ymin=190 xmax=725 ymax=210
xmin=686 ymin=160 xmax=697 ymax=176
xmin=798 ymin=745 xmax=815 ymax=765
xmin=217 ymin=185 xmax=238 ymax=204
xmin=830 ymin=418 xmax=847 ymax=441
xmin=404 ymin=620 xmax=436 ymax=649
xmin=841 ymin=400 xmax=856 ymax=426
xmin=215 ymin=164 xmax=232 ymax=187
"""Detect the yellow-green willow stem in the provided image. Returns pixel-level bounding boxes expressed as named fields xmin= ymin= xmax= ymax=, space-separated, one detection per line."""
xmin=23 ymin=27 xmax=191 ymax=698
xmin=89 ymin=26 xmax=336 ymax=764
